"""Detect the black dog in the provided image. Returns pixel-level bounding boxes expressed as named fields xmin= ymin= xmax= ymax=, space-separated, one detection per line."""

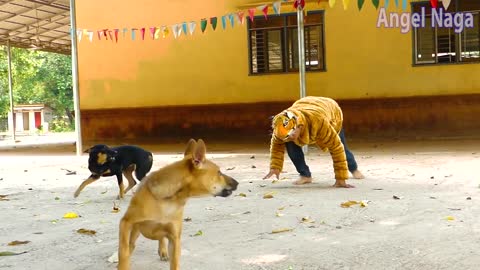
xmin=74 ymin=144 xmax=153 ymax=199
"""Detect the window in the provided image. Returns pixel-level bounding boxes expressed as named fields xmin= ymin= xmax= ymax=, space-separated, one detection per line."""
xmin=248 ymin=11 xmax=325 ymax=75
xmin=413 ymin=0 xmax=480 ymax=65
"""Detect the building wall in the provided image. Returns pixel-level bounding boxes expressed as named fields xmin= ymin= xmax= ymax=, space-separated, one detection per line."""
xmin=76 ymin=0 xmax=480 ymax=143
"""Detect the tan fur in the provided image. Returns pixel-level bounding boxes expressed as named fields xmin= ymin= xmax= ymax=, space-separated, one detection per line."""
xmin=117 ymin=139 xmax=238 ymax=270
xmin=97 ymin=153 xmax=108 ymax=165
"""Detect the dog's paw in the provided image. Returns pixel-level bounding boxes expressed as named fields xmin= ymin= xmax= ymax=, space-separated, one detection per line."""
xmin=159 ymin=251 xmax=169 ymax=261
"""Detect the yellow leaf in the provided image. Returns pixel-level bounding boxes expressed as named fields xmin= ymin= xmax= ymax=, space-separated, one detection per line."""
xmin=445 ymin=216 xmax=455 ymax=221
xmin=301 ymin=216 xmax=315 ymax=223
xmin=236 ymin=193 xmax=247 ymax=197
xmin=63 ymin=212 xmax=79 ymax=219
xmin=275 ymin=211 xmax=284 ymax=217
xmin=0 ymin=195 xmax=9 ymax=201
xmin=278 ymin=206 xmax=286 ymax=211
xmin=263 ymin=192 xmax=276 ymax=199
xmin=360 ymin=200 xmax=368 ymax=207
xmin=8 ymin=240 xmax=30 ymax=246
xmin=271 ymin=228 xmax=293 ymax=234
xmin=77 ymin=228 xmax=96 ymax=235
xmin=340 ymin=200 xmax=359 ymax=208
xmin=192 ymin=230 xmax=203 ymax=237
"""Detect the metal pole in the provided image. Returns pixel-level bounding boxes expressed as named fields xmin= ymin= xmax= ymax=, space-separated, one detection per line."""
xmin=69 ymin=0 xmax=82 ymax=156
xmin=296 ymin=5 xmax=308 ymax=154
xmin=6 ymin=40 xmax=16 ymax=142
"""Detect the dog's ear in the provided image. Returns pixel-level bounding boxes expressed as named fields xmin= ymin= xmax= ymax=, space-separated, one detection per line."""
xmin=84 ymin=147 xmax=93 ymax=153
xmin=192 ymin=139 xmax=206 ymax=168
xmin=184 ymin=138 xmax=197 ymax=157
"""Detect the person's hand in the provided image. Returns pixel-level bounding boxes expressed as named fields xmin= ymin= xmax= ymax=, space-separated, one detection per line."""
xmin=263 ymin=168 xmax=280 ymax=180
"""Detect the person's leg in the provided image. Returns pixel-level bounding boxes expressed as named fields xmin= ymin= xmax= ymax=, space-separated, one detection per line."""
xmin=285 ymin=142 xmax=312 ymax=184
xmin=339 ymin=129 xmax=364 ymax=179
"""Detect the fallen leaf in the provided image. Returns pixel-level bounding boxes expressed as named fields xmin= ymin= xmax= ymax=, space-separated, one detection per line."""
xmin=0 ymin=251 xmax=27 ymax=256
xmin=226 ymin=167 xmax=235 ymax=170
xmin=242 ymin=211 xmax=251 ymax=215
xmin=259 ymin=184 xmax=267 ymax=187
xmin=100 ymin=189 xmax=108 ymax=195
xmin=51 ymin=219 xmax=59 ymax=224
xmin=430 ymin=176 xmax=435 ymax=179
xmin=205 ymin=207 xmax=214 ymax=210
xmin=360 ymin=200 xmax=369 ymax=207
xmin=393 ymin=195 xmax=403 ymax=200
xmin=466 ymin=197 xmax=472 ymax=200
xmin=184 ymin=217 xmax=192 ymax=222
xmin=372 ymin=188 xmax=383 ymax=191
xmin=8 ymin=240 xmax=30 ymax=246
xmin=33 ymin=232 xmax=43 ymax=235
xmin=112 ymin=201 xmax=120 ymax=213
xmin=192 ymin=230 xmax=203 ymax=237
xmin=447 ymin=208 xmax=461 ymax=211
xmin=430 ymin=196 xmax=437 ymax=199
xmin=277 ymin=206 xmax=286 ymax=211
xmin=236 ymin=193 xmax=247 ymax=197
xmin=250 ymin=155 xmax=255 ymax=159
xmin=271 ymin=228 xmax=293 ymax=234
xmin=54 ymin=197 xmax=60 ymax=201
xmin=263 ymin=193 xmax=274 ymax=199
xmin=445 ymin=216 xmax=455 ymax=221
xmin=275 ymin=212 xmax=284 ymax=217
xmin=0 ymin=195 xmax=9 ymax=201
xmin=340 ymin=200 xmax=359 ymax=208
xmin=63 ymin=212 xmax=79 ymax=219
xmin=77 ymin=229 xmax=96 ymax=235
xmin=301 ymin=216 xmax=315 ymax=223
xmin=251 ymin=165 xmax=256 ymax=168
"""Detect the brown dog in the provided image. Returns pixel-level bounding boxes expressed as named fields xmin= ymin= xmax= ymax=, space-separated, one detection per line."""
xmin=117 ymin=139 xmax=239 ymax=270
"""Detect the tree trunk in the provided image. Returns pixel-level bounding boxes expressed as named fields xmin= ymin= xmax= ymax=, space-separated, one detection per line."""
xmin=65 ymin=108 xmax=74 ymax=125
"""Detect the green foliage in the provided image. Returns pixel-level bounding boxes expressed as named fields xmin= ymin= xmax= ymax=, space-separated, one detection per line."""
xmin=50 ymin=118 xmax=75 ymax=132
xmin=0 ymin=46 xmax=73 ymax=131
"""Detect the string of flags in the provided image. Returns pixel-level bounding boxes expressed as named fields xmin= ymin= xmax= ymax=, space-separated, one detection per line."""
xmin=75 ymin=0 xmax=444 ymax=43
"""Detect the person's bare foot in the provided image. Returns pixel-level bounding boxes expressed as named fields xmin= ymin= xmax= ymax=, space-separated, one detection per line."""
xmin=352 ymin=170 xmax=365 ymax=179
xmin=293 ymin=176 xmax=313 ymax=185
xmin=333 ymin=179 xmax=355 ymax=188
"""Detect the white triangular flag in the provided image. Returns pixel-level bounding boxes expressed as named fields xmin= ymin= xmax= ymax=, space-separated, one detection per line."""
xmin=442 ymin=0 xmax=451 ymax=9
xmin=76 ymin=29 xmax=83 ymax=42
xmin=273 ymin=1 xmax=282 ymax=15
xmin=189 ymin=21 xmax=196 ymax=35
xmin=88 ymin=31 xmax=94 ymax=42
xmin=171 ymin=24 xmax=180 ymax=39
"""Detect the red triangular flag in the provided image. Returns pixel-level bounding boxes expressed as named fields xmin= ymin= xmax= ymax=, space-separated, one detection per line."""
xmin=108 ymin=30 xmax=113 ymax=41
xmin=237 ymin=11 xmax=245 ymax=24
xmin=262 ymin=5 xmax=268 ymax=20
xmin=430 ymin=0 xmax=438 ymax=8
xmin=102 ymin=29 xmax=108 ymax=40
xmin=114 ymin=29 xmax=119 ymax=43
xmin=248 ymin=8 xmax=255 ymax=22
xmin=294 ymin=0 xmax=305 ymax=8
xmin=140 ymin=27 xmax=145 ymax=40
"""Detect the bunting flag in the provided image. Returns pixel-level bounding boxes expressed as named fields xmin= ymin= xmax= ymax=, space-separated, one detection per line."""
xmin=237 ymin=11 xmax=245 ymax=24
xmin=294 ymin=0 xmax=305 ymax=9
xmin=87 ymin=31 xmax=93 ymax=42
xmin=76 ymin=30 xmax=83 ymax=41
xmin=443 ymin=0 xmax=451 ymax=9
xmin=171 ymin=24 xmax=182 ymax=39
xmin=402 ymin=0 xmax=407 ymax=10
xmin=372 ymin=0 xmax=379 ymax=9
xmin=122 ymin=28 xmax=128 ymax=38
xmin=385 ymin=0 xmax=389 ymax=8
xmin=103 ymin=29 xmax=109 ymax=40
xmin=210 ymin=17 xmax=217 ymax=31
xmin=108 ymin=30 xmax=114 ymax=41
xmin=161 ymin=26 xmax=169 ymax=38
xmin=189 ymin=21 xmax=196 ymax=35
xmin=221 ymin=15 xmax=227 ymax=30
xmin=154 ymin=27 xmax=161 ymax=39
xmin=201 ymin=19 xmax=207 ymax=33
xmin=394 ymin=0 xmax=399 ymax=8
xmin=114 ymin=29 xmax=119 ymax=42
xmin=258 ymin=5 xmax=268 ymax=20
xmin=228 ymin=13 xmax=235 ymax=27
xmin=130 ymin=28 xmax=136 ymax=40
xmin=96 ymin=31 xmax=101 ymax=40
xmin=149 ymin=27 xmax=156 ymax=39
xmin=358 ymin=0 xmax=365 ymax=10
xmin=273 ymin=1 xmax=282 ymax=15
xmin=343 ymin=0 xmax=350 ymax=10
xmin=329 ymin=0 xmax=336 ymax=8
xmin=182 ymin=22 xmax=188 ymax=35
xmin=140 ymin=27 xmax=146 ymax=40
xmin=430 ymin=0 xmax=438 ymax=8
xmin=248 ymin=8 xmax=255 ymax=22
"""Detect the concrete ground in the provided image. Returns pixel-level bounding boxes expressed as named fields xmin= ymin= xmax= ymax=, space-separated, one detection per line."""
xmin=0 ymin=136 xmax=479 ymax=270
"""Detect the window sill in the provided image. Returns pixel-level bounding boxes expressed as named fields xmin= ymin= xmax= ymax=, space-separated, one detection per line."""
xmin=248 ymin=69 xmax=326 ymax=76
xmin=412 ymin=60 xmax=480 ymax=67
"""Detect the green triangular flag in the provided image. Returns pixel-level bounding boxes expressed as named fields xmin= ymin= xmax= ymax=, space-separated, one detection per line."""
xmin=210 ymin=17 xmax=217 ymax=31
xmin=358 ymin=0 xmax=365 ymax=10
xmin=372 ymin=0 xmax=379 ymax=9
xmin=201 ymin=19 xmax=207 ymax=33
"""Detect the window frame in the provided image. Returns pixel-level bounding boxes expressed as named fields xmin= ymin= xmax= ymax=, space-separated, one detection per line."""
xmin=412 ymin=0 xmax=480 ymax=66
xmin=247 ymin=10 xmax=326 ymax=76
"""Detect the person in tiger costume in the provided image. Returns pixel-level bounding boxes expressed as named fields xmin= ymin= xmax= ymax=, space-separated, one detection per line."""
xmin=263 ymin=96 xmax=364 ymax=187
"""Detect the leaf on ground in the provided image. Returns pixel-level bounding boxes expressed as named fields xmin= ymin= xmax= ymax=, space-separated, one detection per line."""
xmin=8 ymin=240 xmax=30 ymax=246
xmin=340 ymin=200 xmax=359 ymax=208
xmin=445 ymin=216 xmax=455 ymax=221
xmin=275 ymin=211 xmax=284 ymax=217
xmin=393 ymin=195 xmax=403 ymax=200
xmin=107 ymin=252 xmax=118 ymax=263
xmin=0 ymin=251 xmax=27 ymax=256
xmin=277 ymin=206 xmax=286 ymax=211
xmin=192 ymin=230 xmax=203 ymax=237
xmin=112 ymin=201 xmax=120 ymax=213
xmin=226 ymin=167 xmax=235 ymax=170
xmin=360 ymin=200 xmax=370 ymax=207
xmin=51 ymin=219 xmax=59 ymax=224
xmin=54 ymin=197 xmax=60 ymax=201
xmin=263 ymin=192 xmax=276 ymax=199
xmin=184 ymin=217 xmax=192 ymax=222
xmin=77 ymin=228 xmax=96 ymax=235
xmin=236 ymin=193 xmax=247 ymax=197
xmin=301 ymin=216 xmax=315 ymax=223
xmin=63 ymin=212 xmax=79 ymax=219
xmin=100 ymin=189 xmax=108 ymax=195
xmin=271 ymin=228 xmax=293 ymax=234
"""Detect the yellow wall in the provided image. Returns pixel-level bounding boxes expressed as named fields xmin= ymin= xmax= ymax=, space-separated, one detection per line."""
xmin=76 ymin=0 xmax=480 ymax=110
